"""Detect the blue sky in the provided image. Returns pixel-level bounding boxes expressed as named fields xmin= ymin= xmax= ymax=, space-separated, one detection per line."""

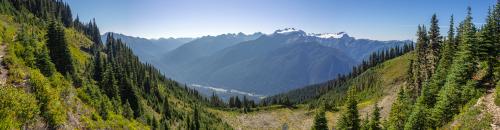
xmin=65 ymin=0 xmax=496 ymax=40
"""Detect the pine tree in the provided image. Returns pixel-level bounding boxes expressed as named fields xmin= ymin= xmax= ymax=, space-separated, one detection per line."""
xmin=477 ymin=4 xmax=499 ymax=81
xmin=193 ymin=107 xmax=200 ymax=130
xmin=235 ymin=96 xmax=241 ymax=108
xmin=312 ymin=110 xmax=328 ymax=130
xmin=410 ymin=25 xmax=429 ymax=100
xmin=243 ymin=96 xmax=249 ymax=112
xmin=495 ymin=3 xmax=500 ymax=103
xmin=92 ymin=51 xmax=105 ymax=82
xmin=431 ymin=7 xmax=477 ymax=127
xmin=337 ymin=88 xmax=360 ymax=130
xmin=365 ymin=103 xmax=381 ymax=130
xmin=162 ymin=97 xmax=171 ymax=119
xmin=99 ymin=100 xmax=110 ymax=120
xmin=101 ymin=63 xmax=119 ymax=99
xmin=425 ymin=15 xmax=456 ymax=107
xmin=46 ymin=21 xmax=75 ymax=75
xmin=122 ymin=100 xmax=134 ymax=119
xmin=427 ymin=14 xmax=441 ymax=77
xmin=229 ymin=96 xmax=235 ymax=108
xmin=387 ymin=89 xmax=412 ymax=130
xmin=404 ymin=97 xmax=429 ymax=129
xmin=35 ymin=46 xmax=56 ymax=76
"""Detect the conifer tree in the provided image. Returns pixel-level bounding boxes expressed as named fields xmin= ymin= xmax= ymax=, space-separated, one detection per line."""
xmin=427 ymin=14 xmax=441 ymax=77
xmin=365 ymin=103 xmax=381 ymax=130
xmin=101 ymin=63 xmax=119 ymax=99
xmin=235 ymin=96 xmax=241 ymax=108
xmin=431 ymin=7 xmax=477 ymax=126
xmin=46 ymin=21 xmax=75 ymax=75
xmin=122 ymin=100 xmax=134 ymax=119
xmin=410 ymin=25 xmax=429 ymax=99
xmin=312 ymin=110 xmax=328 ymax=130
xmin=162 ymin=97 xmax=171 ymax=119
xmin=425 ymin=15 xmax=456 ymax=107
xmin=477 ymin=4 xmax=499 ymax=80
xmin=337 ymin=88 xmax=360 ymax=130
xmin=193 ymin=107 xmax=200 ymax=130
xmin=387 ymin=89 xmax=412 ymax=130
xmin=229 ymin=96 xmax=235 ymax=108
xmin=35 ymin=46 xmax=56 ymax=76
xmin=404 ymin=98 xmax=429 ymax=129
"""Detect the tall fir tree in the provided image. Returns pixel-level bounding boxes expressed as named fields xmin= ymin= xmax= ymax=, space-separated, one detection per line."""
xmin=427 ymin=14 xmax=442 ymax=79
xmin=312 ymin=110 xmax=328 ymax=130
xmin=337 ymin=88 xmax=360 ymax=130
xmin=46 ymin=21 xmax=75 ymax=75
xmin=193 ymin=107 xmax=200 ymax=130
xmin=162 ymin=97 xmax=171 ymax=119
xmin=477 ymin=4 xmax=499 ymax=82
xmin=35 ymin=46 xmax=56 ymax=77
xmin=365 ymin=103 xmax=381 ymax=130
xmin=425 ymin=15 xmax=456 ymax=107
xmin=387 ymin=89 xmax=412 ymax=130
xmin=404 ymin=97 xmax=430 ymax=129
xmin=410 ymin=25 xmax=429 ymax=100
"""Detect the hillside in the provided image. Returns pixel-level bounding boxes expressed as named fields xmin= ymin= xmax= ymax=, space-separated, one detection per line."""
xmin=0 ymin=0 xmax=230 ymax=129
xmin=211 ymin=51 xmax=412 ymax=129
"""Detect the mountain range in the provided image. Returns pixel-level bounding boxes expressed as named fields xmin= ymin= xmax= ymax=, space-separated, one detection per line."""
xmin=101 ymin=32 xmax=193 ymax=63
xmin=105 ymin=28 xmax=410 ymax=96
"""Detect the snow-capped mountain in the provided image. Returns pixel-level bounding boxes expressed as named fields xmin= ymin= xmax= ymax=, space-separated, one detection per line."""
xmin=271 ymin=28 xmax=348 ymax=39
xmin=264 ymin=28 xmax=409 ymax=62
xmin=310 ymin=32 xmax=349 ymax=39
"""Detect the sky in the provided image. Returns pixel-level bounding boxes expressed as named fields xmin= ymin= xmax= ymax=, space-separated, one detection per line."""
xmin=65 ymin=0 xmax=497 ymax=41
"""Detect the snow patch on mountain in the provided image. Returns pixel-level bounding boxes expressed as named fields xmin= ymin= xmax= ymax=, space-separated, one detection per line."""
xmin=275 ymin=28 xmax=300 ymax=34
xmin=310 ymin=32 xmax=348 ymax=39
xmin=273 ymin=28 xmax=348 ymax=39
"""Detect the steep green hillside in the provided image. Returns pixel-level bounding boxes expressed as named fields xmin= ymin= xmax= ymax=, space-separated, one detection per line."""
xmin=311 ymin=52 xmax=412 ymax=113
xmin=0 ymin=0 xmax=231 ymax=129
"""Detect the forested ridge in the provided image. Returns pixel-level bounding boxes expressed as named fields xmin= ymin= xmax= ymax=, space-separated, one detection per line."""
xmin=262 ymin=43 xmax=414 ymax=106
xmin=0 ymin=0 xmax=231 ymax=129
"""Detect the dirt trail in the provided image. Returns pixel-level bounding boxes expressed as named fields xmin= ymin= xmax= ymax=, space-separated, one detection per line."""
xmin=217 ymin=108 xmax=315 ymax=130
xmin=358 ymin=84 xmax=400 ymax=120
xmin=0 ymin=44 xmax=7 ymax=86
xmin=478 ymin=89 xmax=500 ymax=129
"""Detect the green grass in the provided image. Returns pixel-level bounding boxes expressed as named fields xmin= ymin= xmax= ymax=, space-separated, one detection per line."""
xmin=312 ymin=52 xmax=413 ymax=108
xmin=0 ymin=86 xmax=39 ymax=129
xmin=443 ymin=98 xmax=493 ymax=129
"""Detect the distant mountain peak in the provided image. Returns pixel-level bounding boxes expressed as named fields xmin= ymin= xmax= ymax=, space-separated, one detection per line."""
xmin=310 ymin=32 xmax=349 ymax=39
xmin=273 ymin=28 xmax=307 ymax=36
xmin=271 ymin=28 xmax=349 ymax=39
xmin=275 ymin=28 xmax=298 ymax=33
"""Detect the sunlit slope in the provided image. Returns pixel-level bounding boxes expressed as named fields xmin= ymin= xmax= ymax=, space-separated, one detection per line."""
xmin=213 ymin=53 xmax=413 ymax=129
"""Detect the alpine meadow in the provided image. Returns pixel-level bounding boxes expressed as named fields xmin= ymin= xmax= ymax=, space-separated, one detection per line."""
xmin=0 ymin=0 xmax=499 ymax=130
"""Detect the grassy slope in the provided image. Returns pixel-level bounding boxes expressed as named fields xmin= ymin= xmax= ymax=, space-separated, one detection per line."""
xmin=213 ymin=53 xmax=413 ymax=129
